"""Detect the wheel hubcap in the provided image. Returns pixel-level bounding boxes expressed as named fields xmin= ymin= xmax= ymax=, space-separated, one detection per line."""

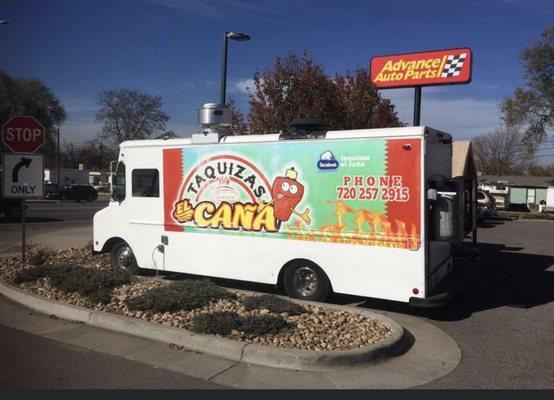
xmin=116 ymin=247 xmax=135 ymax=271
xmin=292 ymin=267 xmax=318 ymax=297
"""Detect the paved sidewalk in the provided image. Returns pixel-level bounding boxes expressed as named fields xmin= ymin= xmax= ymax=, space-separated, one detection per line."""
xmin=0 ymin=291 xmax=460 ymax=389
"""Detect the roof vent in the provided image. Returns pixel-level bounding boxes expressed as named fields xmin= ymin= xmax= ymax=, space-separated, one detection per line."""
xmin=280 ymin=118 xmax=326 ymax=141
xmin=291 ymin=118 xmax=325 ymax=132
xmin=193 ymin=103 xmax=231 ymax=144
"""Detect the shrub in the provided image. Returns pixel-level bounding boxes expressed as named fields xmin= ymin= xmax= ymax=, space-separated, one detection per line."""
xmin=27 ymin=246 xmax=54 ymax=266
xmin=190 ymin=311 xmax=242 ymax=335
xmin=126 ymin=279 xmax=235 ymax=312
xmin=56 ymin=268 xmax=131 ymax=296
xmin=190 ymin=312 xmax=289 ymax=336
xmin=13 ymin=265 xmax=72 ymax=284
xmin=87 ymin=287 xmax=114 ymax=305
xmin=13 ymin=264 xmax=130 ymax=304
xmin=242 ymin=294 xmax=306 ymax=315
xmin=240 ymin=314 xmax=289 ymax=335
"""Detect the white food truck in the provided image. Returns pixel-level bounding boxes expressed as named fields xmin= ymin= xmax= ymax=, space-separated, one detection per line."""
xmin=94 ymin=103 xmax=472 ymax=306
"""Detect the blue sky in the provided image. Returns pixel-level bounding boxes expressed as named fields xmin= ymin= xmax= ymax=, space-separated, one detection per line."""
xmin=1 ymin=0 xmax=553 ymax=155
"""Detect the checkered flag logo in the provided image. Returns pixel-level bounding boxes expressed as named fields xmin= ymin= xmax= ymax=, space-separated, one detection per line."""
xmin=441 ymin=53 xmax=467 ymax=78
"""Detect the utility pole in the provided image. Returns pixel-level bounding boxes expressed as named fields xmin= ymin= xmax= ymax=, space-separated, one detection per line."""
xmin=99 ymin=140 xmax=104 ymax=169
xmin=56 ymin=127 xmax=61 ymax=188
xmin=413 ymin=87 xmax=421 ymax=126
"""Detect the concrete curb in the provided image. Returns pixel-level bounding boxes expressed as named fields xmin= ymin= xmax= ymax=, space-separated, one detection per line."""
xmin=0 ymin=279 xmax=407 ymax=371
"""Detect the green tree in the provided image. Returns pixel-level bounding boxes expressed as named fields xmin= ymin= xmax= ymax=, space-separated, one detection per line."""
xmin=501 ymin=26 xmax=553 ymax=147
xmin=246 ymin=52 xmax=402 ymax=135
xmin=96 ymin=88 xmax=169 ymax=143
xmin=228 ymin=99 xmax=249 ymax=135
xmin=0 ymin=70 xmax=66 ymax=167
xmin=335 ymin=68 xmax=402 ymax=129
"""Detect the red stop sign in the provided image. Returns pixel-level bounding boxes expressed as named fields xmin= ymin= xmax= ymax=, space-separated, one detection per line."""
xmin=2 ymin=116 xmax=46 ymax=153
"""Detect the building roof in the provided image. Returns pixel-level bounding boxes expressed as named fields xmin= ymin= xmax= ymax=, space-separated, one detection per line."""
xmin=478 ymin=174 xmax=554 ymax=188
xmin=452 ymin=141 xmax=477 ymax=179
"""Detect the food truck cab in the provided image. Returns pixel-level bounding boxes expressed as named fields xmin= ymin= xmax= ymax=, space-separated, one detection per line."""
xmin=94 ymin=103 xmax=476 ymax=306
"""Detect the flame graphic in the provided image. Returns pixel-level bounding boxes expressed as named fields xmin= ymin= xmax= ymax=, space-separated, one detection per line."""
xmin=287 ymin=201 xmax=420 ymax=250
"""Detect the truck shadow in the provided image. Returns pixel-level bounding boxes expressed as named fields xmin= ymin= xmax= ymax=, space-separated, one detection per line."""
xmin=356 ymin=242 xmax=554 ymax=321
xmin=156 ymin=242 xmax=553 ymax=323
xmin=477 ymin=219 xmax=507 ymax=229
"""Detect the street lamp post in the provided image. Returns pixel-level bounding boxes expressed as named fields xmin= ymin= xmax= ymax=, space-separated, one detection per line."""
xmin=220 ymin=31 xmax=251 ymax=105
xmin=57 ymin=127 xmax=61 ymax=189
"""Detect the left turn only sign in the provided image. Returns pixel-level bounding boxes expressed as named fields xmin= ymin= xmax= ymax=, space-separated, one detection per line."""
xmin=2 ymin=153 xmax=44 ymax=198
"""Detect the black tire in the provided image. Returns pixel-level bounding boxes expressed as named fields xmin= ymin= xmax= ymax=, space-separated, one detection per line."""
xmin=283 ymin=260 xmax=330 ymax=302
xmin=110 ymin=242 xmax=139 ymax=274
xmin=61 ymin=194 xmax=68 ymax=201
xmin=86 ymin=195 xmax=94 ymax=202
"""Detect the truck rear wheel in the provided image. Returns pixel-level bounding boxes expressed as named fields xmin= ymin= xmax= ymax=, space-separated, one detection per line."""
xmin=283 ymin=260 xmax=330 ymax=302
xmin=110 ymin=242 xmax=138 ymax=274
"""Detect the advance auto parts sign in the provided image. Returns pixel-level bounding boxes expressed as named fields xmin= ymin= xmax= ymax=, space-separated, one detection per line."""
xmin=163 ymin=138 xmax=421 ymax=250
xmin=371 ymin=48 xmax=472 ymax=89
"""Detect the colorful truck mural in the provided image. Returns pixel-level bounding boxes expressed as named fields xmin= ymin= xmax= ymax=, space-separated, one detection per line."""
xmin=163 ymin=138 xmax=421 ymax=250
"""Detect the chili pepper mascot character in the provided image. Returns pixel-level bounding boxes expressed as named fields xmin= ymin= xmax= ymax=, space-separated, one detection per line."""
xmin=270 ymin=167 xmax=311 ymax=230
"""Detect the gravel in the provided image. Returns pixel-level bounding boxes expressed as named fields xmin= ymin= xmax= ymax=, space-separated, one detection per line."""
xmin=0 ymin=247 xmax=391 ymax=351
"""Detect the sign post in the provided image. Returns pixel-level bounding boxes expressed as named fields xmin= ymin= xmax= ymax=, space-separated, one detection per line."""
xmin=370 ymin=47 xmax=473 ymax=126
xmin=2 ymin=116 xmax=46 ymax=262
xmin=21 ymin=198 xmax=26 ymax=262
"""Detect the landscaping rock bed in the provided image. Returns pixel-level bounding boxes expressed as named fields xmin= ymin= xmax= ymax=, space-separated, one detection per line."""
xmin=0 ymin=247 xmax=391 ymax=351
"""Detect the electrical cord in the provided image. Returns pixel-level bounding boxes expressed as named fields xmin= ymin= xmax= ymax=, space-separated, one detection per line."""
xmin=151 ymin=247 xmax=158 ymax=277
xmin=151 ymin=245 xmax=165 ymax=277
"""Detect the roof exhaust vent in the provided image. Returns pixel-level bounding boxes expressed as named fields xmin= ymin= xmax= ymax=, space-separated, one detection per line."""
xmin=280 ymin=118 xmax=326 ymax=141
xmin=192 ymin=103 xmax=232 ymax=144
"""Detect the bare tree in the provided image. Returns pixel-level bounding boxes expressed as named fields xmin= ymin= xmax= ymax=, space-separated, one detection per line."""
xmin=96 ymin=88 xmax=169 ymax=143
xmin=473 ymin=127 xmax=535 ymax=175
xmin=0 ymin=70 xmax=66 ymax=167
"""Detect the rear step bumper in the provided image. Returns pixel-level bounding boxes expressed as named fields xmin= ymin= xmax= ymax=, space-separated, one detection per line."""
xmin=409 ymin=267 xmax=463 ymax=308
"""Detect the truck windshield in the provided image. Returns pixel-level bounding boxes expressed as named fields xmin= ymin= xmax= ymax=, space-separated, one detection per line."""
xmin=111 ymin=162 xmax=126 ymax=202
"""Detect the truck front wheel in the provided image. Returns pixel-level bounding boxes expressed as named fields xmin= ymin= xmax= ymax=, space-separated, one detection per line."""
xmin=283 ymin=260 xmax=330 ymax=302
xmin=110 ymin=242 xmax=138 ymax=274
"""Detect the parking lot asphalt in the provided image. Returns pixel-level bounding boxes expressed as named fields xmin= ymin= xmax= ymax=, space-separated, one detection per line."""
xmin=356 ymin=219 xmax=554 ymax=388
xmin=0 ymin=324 xmax=225 ymax=389
xmin=0 ymin=200 xmax=108 ymax=254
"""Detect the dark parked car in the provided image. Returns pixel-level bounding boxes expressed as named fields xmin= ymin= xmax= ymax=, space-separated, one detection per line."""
xmin=0 ymin=180 xmax=23 ymax=218
xmin=46 ymin=184 xmax=98 ymax=202
xmin=0 ymin=196 xmax=22 ymax=218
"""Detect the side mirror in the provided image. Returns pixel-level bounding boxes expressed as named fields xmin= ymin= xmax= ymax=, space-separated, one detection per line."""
xmin=110 ymin=161 xmax=117 ymax=174
xmin=111 ymin=188 xmax=124 ymax=203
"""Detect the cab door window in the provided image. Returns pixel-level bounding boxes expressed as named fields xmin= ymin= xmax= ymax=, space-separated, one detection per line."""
xmin=132 ymin=169 xmax=159 ymax=197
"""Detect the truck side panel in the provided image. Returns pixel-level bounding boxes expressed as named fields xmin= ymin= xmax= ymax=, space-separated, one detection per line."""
xmin=160 ymin=136 xmax=426 ymax=302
